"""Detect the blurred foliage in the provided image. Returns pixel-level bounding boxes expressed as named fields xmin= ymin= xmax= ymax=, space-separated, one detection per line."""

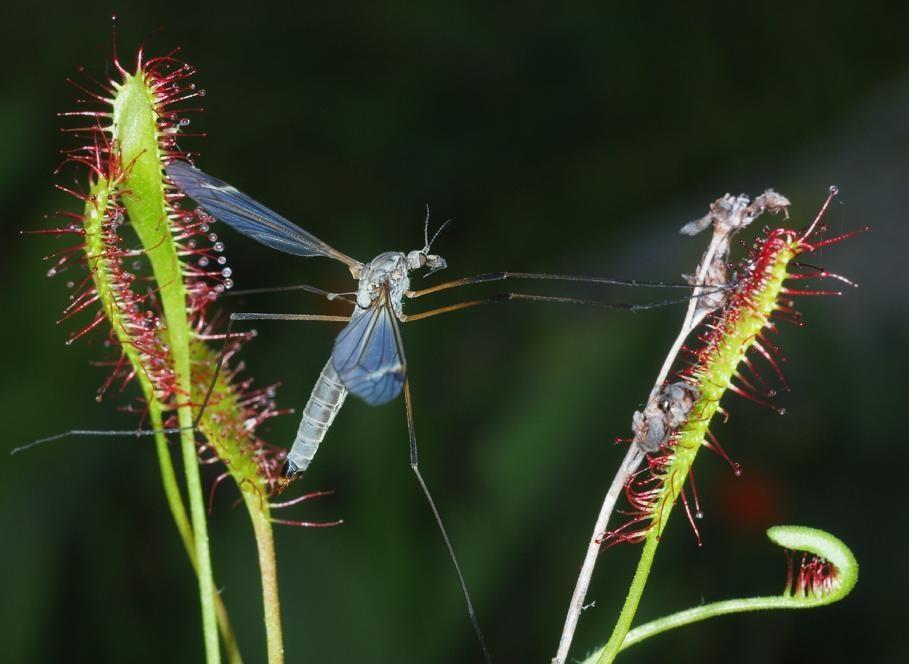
xmin=0 ymin=2 xmax=906 ymax=663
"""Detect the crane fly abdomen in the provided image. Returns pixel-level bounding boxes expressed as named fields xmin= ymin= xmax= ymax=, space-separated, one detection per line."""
xmin=281 ymin=358 xmax=349 ymax=483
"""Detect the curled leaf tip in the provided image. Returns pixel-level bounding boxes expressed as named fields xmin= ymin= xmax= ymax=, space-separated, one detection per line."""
xmin=768 ymin=525 xmax=858 ymax=603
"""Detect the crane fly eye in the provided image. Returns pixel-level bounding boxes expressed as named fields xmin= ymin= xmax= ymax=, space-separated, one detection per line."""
xmin=406 ymin=250 xmax=431 ymax=271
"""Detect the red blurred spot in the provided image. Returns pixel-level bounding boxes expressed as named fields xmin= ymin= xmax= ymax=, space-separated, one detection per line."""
xmin=716 ymin=470 xmax=782 ymax=532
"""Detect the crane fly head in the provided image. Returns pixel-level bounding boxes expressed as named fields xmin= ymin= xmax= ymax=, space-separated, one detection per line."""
xmin=406 ymin=249 xmax=447 ymax=275
xmin=407 ymin=204 xmax=450 ymax=275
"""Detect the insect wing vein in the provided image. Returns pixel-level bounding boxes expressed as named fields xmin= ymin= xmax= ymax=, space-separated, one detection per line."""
xmin=332 ymin=291 xmax=406 ymax=405
xmin=167 ymin=161 xmax=361 ymax=269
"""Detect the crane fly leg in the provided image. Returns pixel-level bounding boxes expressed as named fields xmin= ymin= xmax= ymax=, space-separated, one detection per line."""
xmin=403 ymin=379 xmax=491 ymax=663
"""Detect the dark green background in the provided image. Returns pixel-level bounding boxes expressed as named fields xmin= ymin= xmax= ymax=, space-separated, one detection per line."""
xmin=1 ymin=3 xmax=905 ymax=663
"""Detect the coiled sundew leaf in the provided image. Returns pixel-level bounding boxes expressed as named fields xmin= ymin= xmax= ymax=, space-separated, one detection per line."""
xmin=580 ymin=526 xmax=858 ymax=663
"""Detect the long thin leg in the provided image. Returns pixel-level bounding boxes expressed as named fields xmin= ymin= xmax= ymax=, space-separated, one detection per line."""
xmin=400 ymin=290 xmax=702 ymax=323
xmin=230 ymin=312 xmax=351 ymax=323
xmin=407 ymin=271 xmax=709 ymax=299
xmin=11 ymin=426 xmax=194 ymax=455
xmin=222 ymin=282 xmax=356 ymax=305
xmin=404 ymin=379 xmax=491 ymax=664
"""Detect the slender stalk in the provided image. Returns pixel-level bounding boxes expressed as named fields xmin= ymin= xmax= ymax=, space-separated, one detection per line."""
xmin=596 ymin=527 xmax=660 ymax=663
xmin=175 ymin=404 xmax=219 ymax=663
xmin=553 ymin=446 xmax=643 ymax=663
xmin=151 ymin=405 xmax=243 ymax=663
xmin=621 ymin=596 xmax=831 ymax=651
xmin=244 ymin=494 xmax=284 ymax=664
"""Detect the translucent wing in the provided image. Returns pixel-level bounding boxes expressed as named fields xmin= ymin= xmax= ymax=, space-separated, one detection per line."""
xmin=167 ymin=161 xmax=362 ymax=270
xmin=332 ymin=288 xmax=406 ymax=406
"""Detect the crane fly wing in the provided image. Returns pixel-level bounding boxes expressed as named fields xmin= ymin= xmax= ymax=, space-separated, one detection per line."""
xmin=166 ymin=161 xmax=362 ymax=270
xmin=332 ymin=288 xmax=406 ymax=406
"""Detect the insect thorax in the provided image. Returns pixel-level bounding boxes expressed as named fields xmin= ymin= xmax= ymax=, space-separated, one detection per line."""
xmin=356 ymin=251 xmax=411 ymax=314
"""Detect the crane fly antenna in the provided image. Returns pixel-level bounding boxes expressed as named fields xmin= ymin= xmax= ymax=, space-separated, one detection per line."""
xmin=404 ymin=379 xmax=491 ymax=663
xmin=427 ymin=219 xmax=451 ymax=252
xmin=421 ymin=204 xmax=451 ymax=253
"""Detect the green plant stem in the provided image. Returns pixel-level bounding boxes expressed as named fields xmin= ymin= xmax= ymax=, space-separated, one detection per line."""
xmin=244 ymin=494 xmax=284 ymax=664
xmin=174 ymin=403 xmax=219 ymax=664
xmin=150 ymin=406 xmax=243 ymax=664
xmin=114 ymin=70 xmax=220 ymax=664
xmin=623 ymin=595 xmax=826 ymax=650
xmin=580 ymin=526 xmax=857 ymax=663
xmin=596 ymin=526 xmax=660 ymax=663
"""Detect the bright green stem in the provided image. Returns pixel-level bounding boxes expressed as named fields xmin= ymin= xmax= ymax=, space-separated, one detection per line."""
xmin=151 ymin=406 xmax=243 ymax=664
xmin=596 ymin=525 xmax=660 ymax=663
xmin=112 ymin=70 xmax=220 ymax=664
xmin=244 ymin=494 xmax=284 ymax=664
xmin=581 ymin=526 xmax=857 ymax=663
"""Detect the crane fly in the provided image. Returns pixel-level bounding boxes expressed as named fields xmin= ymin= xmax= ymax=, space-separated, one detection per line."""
xmin=164 ymin=159 xmax=713 ymax=662
xmin=167 ymin=161 xmax=704 ymax=481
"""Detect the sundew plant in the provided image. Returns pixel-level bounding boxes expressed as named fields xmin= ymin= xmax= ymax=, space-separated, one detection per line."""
xmin=22 ymin=46 xmax=862 ymax=662
xmin=32 ymin=50 xmax=336 ymax=664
